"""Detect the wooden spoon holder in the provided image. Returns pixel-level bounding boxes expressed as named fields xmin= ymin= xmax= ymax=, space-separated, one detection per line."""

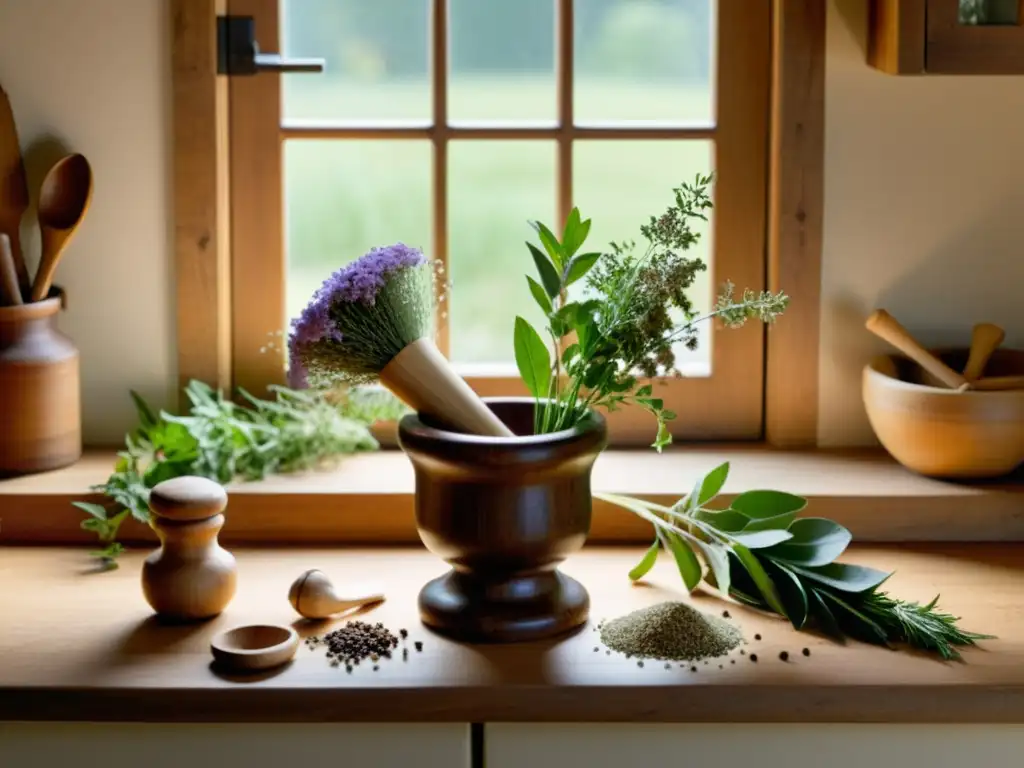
xmin=0 ymin=288 xmax=81 ymax=475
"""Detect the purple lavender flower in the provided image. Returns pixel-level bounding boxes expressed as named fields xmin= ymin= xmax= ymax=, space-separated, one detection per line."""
xmin=287 ymin=244 xmax=430 ymax=388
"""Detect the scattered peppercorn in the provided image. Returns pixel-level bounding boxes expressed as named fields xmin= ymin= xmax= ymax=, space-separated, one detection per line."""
xmin=373 ymin=665 xmax=379 ymax=671
xmin=400 ymin=629 xmax=408 ymax=639
xmin=346 ymin=665 xmax=352 ymax=673
xmin=415 ymin=641 xmax=423 ymax=652
xmin=722 ymin=610 xmax=731 ymax=618
xmin=690 ymin=665 xmax=697 ymax=672
xmin=718 ymin=664 xmax=723 ymax=669
xmin=750 ymin=654 xmax=758 ymax=662
xmin=755 ymin=634 xmax=762 ymax=641
xmin=371 ymin=653 xmax=379 ymax=662
xmin=637 ymin=660 xmax=644 ymax=668
xmin=740 ymin=649 xmax=745 ymax=655
xmin=802 ymin=647 xmax=810 ymax=657
xmin=731 ymin=659 xmax=736 ymax=665
xmin=594 ymin=647 xmax=599 ymax=652
xmin=605 ymin=650 xmax=611 ymax=655
xmin=779 ymin=651 xmax=789 ymax=662
xmin=664 ymin=663 xmax=671 ymax=670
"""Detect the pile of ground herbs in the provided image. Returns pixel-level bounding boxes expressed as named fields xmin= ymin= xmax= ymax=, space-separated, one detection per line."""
xmin=599 ymin=602 xmax=744 ymax=662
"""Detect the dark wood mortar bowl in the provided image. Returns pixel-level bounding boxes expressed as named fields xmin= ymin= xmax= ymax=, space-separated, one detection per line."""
xmin=397 ymin=397 xmax=608 ymax=643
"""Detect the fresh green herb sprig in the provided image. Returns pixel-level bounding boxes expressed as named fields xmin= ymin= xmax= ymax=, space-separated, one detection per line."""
xmin=599 ymin=463 xmax=993 ymax=660
xmin=515 ymin=175 xmax=789 ymax=449
xmin=75 ymin=380 xmax=407 ymax=567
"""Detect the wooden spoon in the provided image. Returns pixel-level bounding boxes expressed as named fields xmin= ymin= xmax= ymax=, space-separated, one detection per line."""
xmin=864 ymin=309 xmax=969 ymax=391
xmin=0 ymin=233 xmax=23 ymax=306
xmin=30 ymin=153 xmax=93 ymax=302
xmin=963 ymin=323 xmax=1005 ymax=381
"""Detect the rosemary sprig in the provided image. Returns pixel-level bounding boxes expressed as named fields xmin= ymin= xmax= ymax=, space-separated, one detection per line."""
xmin=860 ymin=592 xmax=995 ymax=660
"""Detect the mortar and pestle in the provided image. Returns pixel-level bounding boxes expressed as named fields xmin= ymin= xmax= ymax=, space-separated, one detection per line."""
xmin=863 ymin=309 xmax=1024 ymax=478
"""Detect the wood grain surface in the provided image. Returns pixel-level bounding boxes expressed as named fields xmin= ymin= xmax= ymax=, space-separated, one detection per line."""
xmin=0 ymin=545 xmax=1021 ymax=723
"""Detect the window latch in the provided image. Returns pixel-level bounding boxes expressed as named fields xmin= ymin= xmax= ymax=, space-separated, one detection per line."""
xmin=217 ymin=15 xmax=325 ymax=76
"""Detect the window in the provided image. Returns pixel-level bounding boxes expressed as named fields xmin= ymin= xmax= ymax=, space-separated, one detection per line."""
xmin=228 ymin=0 xmax=770 ymax=443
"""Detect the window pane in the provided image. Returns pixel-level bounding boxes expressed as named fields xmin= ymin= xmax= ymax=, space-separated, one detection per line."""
xmin=574 ymin=0 xmax=714 ymax=126
xmin=284 ymin=141 xmax=432 ymax=325
xmin=449 ymin=142 xmax=556 ymax=368
xmin=449 ymin=0 xmax=556 ymax=124
xmin=573 ymin=140 xmax=714 ymax=376
xmin=281 ymin=0 xmax=430 ymax=123
xmin=959 ymin=0 xmax=1019 ymax=24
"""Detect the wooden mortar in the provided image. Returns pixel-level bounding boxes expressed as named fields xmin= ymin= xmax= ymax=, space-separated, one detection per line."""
xmin=398 ymin=398 xmax=607 ymax=643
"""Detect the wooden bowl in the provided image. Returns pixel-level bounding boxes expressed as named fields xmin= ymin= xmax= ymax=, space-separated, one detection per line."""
xmin=210 ymin=624 xmax=298 ymax=672
xmin=863 ymin=348 xmax=1024 ymax=478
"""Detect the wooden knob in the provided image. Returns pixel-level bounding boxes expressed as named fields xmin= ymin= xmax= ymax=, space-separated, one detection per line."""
xmin=149 ymin=476 xmax=227 ymax=521
xmin=963 ymin=323 xmax=1006 ymax=381
xmin=288 ymin=569 xmax=385 ymax=619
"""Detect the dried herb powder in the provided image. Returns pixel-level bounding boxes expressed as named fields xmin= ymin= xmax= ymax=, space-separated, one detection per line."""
xmin=599 ymin=602 xmax=743 ymax=662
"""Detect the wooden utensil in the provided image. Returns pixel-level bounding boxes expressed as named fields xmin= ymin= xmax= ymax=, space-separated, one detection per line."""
xmin=865 ymin=309 xmax=969 ymax=390
xmin=210 ymin=624 xmax=299 ymax=673
xmin=0 ymin=234 xmax=22 ymax=306
xmin=30 ymin=153 xmax=93 ymax=302
xmin=971 ymin=375 xmax=1024 ymax=391
xmin=0 ymin=84 xmax=30 ymax=299
xmin=288 ymin=569 xmax=385 ymax=619
xmin=963 ymin=323 xmax=1006 ymax=380
xmin=142 ymin=476 xmax=237 ymax=620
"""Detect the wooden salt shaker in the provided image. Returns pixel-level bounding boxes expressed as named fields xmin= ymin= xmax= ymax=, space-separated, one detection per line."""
xmin=142 ymin=476 xmax=237 ymax=621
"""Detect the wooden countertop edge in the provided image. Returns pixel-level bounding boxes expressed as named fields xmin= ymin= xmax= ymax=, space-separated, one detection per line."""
xmin=4 ymin=684 xmax=1024 ymax=724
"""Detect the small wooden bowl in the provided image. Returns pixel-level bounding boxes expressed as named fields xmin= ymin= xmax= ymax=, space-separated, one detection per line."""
xmin=863 ymin=348 xmax=1024 ymax=478
xmin=210 ymin=624 xmax=299 ymax=672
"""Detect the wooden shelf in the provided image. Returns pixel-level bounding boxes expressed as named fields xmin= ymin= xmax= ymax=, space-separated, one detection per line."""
xmin=2 ymin=447 xmax=1023 ymax=545
xmin=870 ymin=0 xmax=1024 ymax=74
xmin=0 ymin=545 xmax=1021 ymax=723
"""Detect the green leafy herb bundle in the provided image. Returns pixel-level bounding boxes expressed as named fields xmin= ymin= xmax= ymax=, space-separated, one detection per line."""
xmin=75 ymin=380 xmax=407 ymax=566
xmin=515 ymin=175 xmax=789 ymax=448
xmin=600 ymin=463 xmax=992 ymax=660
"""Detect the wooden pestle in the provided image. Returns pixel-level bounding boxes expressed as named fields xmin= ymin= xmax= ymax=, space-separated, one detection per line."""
xmin=865 ymin=309 xmax=969 ymax=390
xmin=963 ymin=323 xmax=1005 ymax=381
xmin=288 ymin=569 xmax=386 ymax=619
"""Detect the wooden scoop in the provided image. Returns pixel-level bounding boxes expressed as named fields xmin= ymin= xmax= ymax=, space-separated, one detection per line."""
xmin=865 ymin=309 xmax=969 ymax=390
xmin=30 ymin=153 xmax=93 ymax=302
xmin=288 ymin=569 xmax=385 ymax=620
xmin=963 ymin=323 xmax=1005 ymax=381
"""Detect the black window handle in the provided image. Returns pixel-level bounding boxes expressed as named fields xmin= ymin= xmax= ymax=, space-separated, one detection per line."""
xmin=217 ymin=15 xmax=325 ymax=76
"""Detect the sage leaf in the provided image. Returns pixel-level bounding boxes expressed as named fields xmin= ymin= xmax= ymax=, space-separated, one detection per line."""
xmin=658 ymin=529 xmax=701 ymax=591
xmin=766 ymin=517 xmax=853 ymax=566
xmin=529 ymin=221 xmax=566 ymax=270
xmin=527 ymin=243 xmax=562 ymax=297
xmin=513 ymin=316 xmax=552 ymax=399
xmin=764 ymin=559 xmax=809 ymax=629
xmin=526 ymin=276 xmax=553 ymax=315
xmin=808 ymin=588 xmax=845 ymax=640
xmin=693 ymin=508 xmax=750 ymax=533
xmin=731 ymin=489 xmax=807 ymax=520
xmin=696 ymin=541 xmax=732 ymax=598
xmin=787 ymin=561 xmax=891 ymax=593
xmin=729 ymin=529 xmax=793 ymax=549
xmin=565 ymin=252 xmax=601 ymax=286
xmin=629 ymin=539 xmax=660 ymax=581
xmin=696 ymin=461 xmax=730 ymax=506
xmin=730 ymin=543 xmax=787 ymax=616
xmin=72 ymin=502 xmax=109 ymax=520
xmin=741 ymin=511 xmax=799 ymax=532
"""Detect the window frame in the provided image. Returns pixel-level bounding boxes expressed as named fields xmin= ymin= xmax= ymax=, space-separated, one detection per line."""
xmin=171 ymin=0 xmax=823 ymax=448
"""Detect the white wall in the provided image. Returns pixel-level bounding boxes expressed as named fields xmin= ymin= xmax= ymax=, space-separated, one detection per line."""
xmin=819 ymin=0 xmax=1024 ymax=445
xmin=1 ymin=0 xmax=1021 ymax=447
xmin=0 ymin=0 xmax=173 ymax=445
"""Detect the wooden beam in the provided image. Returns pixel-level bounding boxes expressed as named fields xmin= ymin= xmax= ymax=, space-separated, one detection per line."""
xmin=171 ymin=0 xmax=232 ymax=399
xmin=868 ymin=0 xmax=927 ymax=74
xmin=765 ymin=0 xmax=825 ymax=447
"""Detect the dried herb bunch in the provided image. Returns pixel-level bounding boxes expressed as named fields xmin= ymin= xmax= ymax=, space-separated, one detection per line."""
xmin=601 ymin=462 xmax=993 ymax=660
xmin=515 ymin=175 xmax=789 ymax=448
xmin=75 ymin=380 xmax=407 ymax=566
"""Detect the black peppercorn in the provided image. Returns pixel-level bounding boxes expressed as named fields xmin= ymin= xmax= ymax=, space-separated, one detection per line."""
xmin=750 ymin=654 xmax=758 ymax=662
xmin=802 ymin=647 xmax=810 ymax=656
xmin=780 ymin=651 xmax=789 ymax=662
xmin=690 ymin=666 xmax=697 ymax=672
xmin=415 ymin=641 xmax=423 ymax=652
xmin=722 ymin=610 xmax=730 ymax=618
xmin=754 ymin=634 xmax=761 ymax=641
xmin=400 ymin=629 xmax=408 ymax=639
xmin=637 ymin=660 xmax=644 ymax=668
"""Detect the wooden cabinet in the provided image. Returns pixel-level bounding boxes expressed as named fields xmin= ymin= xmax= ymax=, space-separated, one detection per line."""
xmin=486 ymin=724 xmax=1024 ymax=768
xmin=0 ymin=724 xmax=471 ymax=768
xmin=870 ymin=0 xmax=1024 ymax=74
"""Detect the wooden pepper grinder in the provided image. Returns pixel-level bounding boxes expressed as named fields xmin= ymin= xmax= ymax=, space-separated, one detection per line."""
xmin=142 ymin=476 xmax=237 ymax=621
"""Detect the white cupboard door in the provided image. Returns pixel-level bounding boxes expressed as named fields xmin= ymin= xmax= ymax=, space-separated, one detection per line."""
xmin=0 ymin=723 xmax=470 ymax=768
xmin=486 ymin=724 xmax=1024 ymax=768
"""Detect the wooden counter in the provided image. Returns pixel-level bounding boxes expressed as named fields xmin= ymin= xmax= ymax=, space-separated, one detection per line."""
xmin=1 ymin=545 xmax=1022 ymax=723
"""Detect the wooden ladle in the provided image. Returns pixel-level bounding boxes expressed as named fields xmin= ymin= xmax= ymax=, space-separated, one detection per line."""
xmin=287 ymin=569 xmax=385 ymax=620
xmin=30 ymin=153 xmax=93 ymax=302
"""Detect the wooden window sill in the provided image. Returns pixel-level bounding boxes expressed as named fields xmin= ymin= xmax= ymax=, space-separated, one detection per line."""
xmin=1 ymin=447 xmax=1022 ymax=544
xmin=0 ymin=544 xmax=1021 ymax=723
